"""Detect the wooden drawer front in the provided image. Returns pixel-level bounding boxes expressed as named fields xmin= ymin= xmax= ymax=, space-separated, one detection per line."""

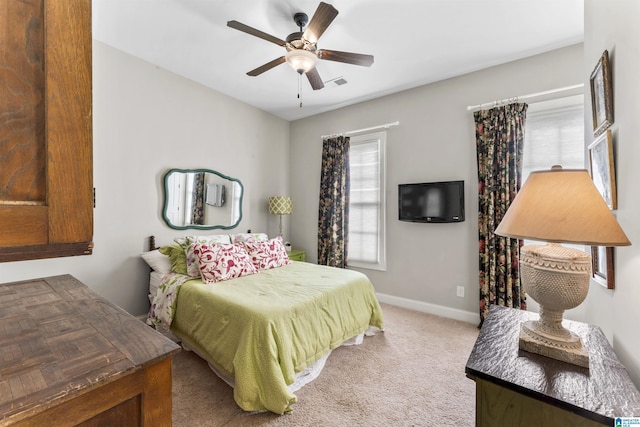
xmin=475 ymin=379 xmax=606 ymax=427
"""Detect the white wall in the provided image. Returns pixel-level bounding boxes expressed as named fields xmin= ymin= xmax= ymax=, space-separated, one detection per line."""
xmin=583 ymin=0 xmax=640 ymax=386
xmin=0 ymin=41 xmax=290 ymax=316
xmin=290 ymin=44 xmax=584 ymax=323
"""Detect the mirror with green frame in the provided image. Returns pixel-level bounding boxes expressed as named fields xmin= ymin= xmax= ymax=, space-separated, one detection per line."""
xmin=162 ymin=168 xmax=243 ymax=230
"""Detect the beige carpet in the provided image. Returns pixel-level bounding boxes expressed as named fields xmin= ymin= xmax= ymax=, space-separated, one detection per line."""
xmin=171 ymin=303 xmax=480 ymax=426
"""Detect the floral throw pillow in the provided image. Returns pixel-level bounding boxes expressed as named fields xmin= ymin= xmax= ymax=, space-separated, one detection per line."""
xmin=243 ymin=236 xmax=291 ymax=270
xmin=193 ymin=242 xmax=258 ymax=284
xmin=175 ymin=234 xmax=232 ymax=277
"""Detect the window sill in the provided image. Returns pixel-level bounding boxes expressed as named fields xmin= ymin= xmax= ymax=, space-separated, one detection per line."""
xmin=348 ymin=261 xmax=387 ymax=272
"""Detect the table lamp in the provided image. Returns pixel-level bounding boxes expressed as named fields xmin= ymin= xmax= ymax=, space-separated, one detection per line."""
xmin=269 ymin=196 xmax=293 ymax=237
xmin=495 ymin=166 xmax=630 ymax=367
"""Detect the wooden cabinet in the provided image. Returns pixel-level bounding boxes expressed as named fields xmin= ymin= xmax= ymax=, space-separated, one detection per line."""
xmin=288 ymin=249 xmax=306 ymax=262
xmin=465 ymin=305 xmax=640 ymax=426
xmin=0 ymin=275 xmax=180 ymax=426
xmin=0 ymin=0 xmax=93 ymax=262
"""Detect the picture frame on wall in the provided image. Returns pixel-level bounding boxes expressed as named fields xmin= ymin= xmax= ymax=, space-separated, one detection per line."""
xmin=589 ymin=50 xmax=614 ymax=136
xmin=592 ymin=246 xmax=615 ymax=289
xmin=588 ymin=129 xmax=617 ymax=210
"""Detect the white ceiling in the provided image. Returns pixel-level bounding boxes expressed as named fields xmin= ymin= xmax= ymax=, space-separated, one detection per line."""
xmin=92 ymin=0 xmax=584 ymax=121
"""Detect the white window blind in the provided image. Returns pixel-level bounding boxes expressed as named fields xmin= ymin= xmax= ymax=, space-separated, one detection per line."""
xmin=523 ymin=95 xmax=585 ymax=181
xmin=349 ymin=131 xmax=386 ymax=270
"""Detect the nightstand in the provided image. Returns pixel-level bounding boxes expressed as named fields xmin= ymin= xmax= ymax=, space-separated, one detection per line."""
xmin=465 ymin=305 xmax=640 ymax=426
xmin=288 ymin=249 xmax=306 ymax=262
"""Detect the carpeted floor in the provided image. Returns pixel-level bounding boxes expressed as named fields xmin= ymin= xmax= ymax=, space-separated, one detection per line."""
xmin=171 ymin=303 xmax=480 ymax=426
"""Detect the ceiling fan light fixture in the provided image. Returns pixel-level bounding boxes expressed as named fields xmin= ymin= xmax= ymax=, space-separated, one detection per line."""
xmin=285 ymin=49 xmax=318 ymax=74
xmin=229 ymin=2 xmax=372 ymax=89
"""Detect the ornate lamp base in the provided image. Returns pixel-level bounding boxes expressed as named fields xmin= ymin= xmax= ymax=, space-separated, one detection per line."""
xmin=518 ymin=243 xmax=592 ymax=369
xmin=519 ymin=319 xmax=589 ymax=368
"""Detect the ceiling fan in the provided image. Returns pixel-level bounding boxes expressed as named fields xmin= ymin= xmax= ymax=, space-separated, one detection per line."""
xmin=227 ymin=2 xmax=374 ymax=91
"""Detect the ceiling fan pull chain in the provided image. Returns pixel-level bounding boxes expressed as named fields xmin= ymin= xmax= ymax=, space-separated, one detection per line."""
xmin=298 ymin=73 xmax=303 ymax=108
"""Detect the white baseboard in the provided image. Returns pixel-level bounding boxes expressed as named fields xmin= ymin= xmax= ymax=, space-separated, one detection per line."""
xmin=376 ymin=293 xmax=479 ymax=325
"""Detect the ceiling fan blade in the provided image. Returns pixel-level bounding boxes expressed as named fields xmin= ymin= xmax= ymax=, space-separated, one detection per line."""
xmin=227 ymin=20 xmax=286 ymax=46
xmin=306 ymin=67 xmax=325 ymax=90
xmin=303 ymin=2 xmax=338 ymax=43
xmin=247 ymin=56 xmax=286 ymax=76
xmin=317 ymin=49 xmax=374 ymax=67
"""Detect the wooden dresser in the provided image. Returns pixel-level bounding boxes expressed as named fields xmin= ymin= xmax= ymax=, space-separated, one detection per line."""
xmin=466 ymin=305 xmax=640 ymax=426
xmin=0 ymin=275 xmax=180 ymax=426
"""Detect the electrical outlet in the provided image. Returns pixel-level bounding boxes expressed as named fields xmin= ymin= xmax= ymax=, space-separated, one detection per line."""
xmin=456 ymin=286 xmax=465 ymax=298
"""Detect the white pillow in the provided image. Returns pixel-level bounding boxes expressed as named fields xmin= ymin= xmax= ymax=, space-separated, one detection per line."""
xmin=141 ymin=249 xmax=172 ymax=275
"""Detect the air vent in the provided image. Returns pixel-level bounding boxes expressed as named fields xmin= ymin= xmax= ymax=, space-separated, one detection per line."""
xmin=325 ymin=76 xmax=348 ymax=87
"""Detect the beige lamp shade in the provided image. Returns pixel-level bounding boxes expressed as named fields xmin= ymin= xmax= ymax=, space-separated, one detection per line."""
xmin=269 ymin=196 xmax=293 ymax=215
xmin=495 ymin=166 xmax=630 ymax=246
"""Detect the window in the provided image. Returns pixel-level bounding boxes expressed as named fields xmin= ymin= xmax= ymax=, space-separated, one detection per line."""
xmin=348 ymin=131 xmax=387 ymax=270
xmin=523 ymin=95 xmax=585 ymax=181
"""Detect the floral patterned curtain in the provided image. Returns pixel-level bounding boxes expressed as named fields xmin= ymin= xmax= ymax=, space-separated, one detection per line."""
xmin=191 ymin=172 xmax=205 ymax=225
xmin=317 ymin=136 xmax=350 ymax=268
xmin=475 ymin=103 xmax=528 ymax=324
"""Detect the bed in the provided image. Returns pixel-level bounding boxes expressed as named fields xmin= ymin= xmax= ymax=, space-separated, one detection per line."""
xmin=142 ymin=234 xmax=384 ymax=414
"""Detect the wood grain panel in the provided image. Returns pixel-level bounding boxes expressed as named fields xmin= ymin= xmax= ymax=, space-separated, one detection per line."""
xmin=0 ymin=0 xmax=46 ymax=203
xmin=0 ymin=241 xmax=93 ymax=262
xmin=0 ymin=205 xmax=47 ymax=247
xmin=78 ymin=395 xmax=142 ymax=427
xmin=45 ymin=0 xmax=93 ymax=244
xmin=0 ymin=0 xmax=93 ymax=261
xmin=9 ymin=372 xmax=143 ymax=427
xmin=143 ymin=358 xmax=173 ymax=427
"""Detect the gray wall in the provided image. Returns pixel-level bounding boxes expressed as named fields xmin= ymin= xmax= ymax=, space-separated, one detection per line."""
xmin=0 ymin=41 xmax=290 ymax=316
xmin=583 ymin=0 xmax=640 ymax=385
xmin=289 ymin=44 xmax=584 ymax=323
xmin=3 ymin=7 xmax=638 ymax=388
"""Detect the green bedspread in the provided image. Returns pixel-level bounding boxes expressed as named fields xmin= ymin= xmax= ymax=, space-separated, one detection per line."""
xmin=170 ymin=261 xmax=384 ymax=414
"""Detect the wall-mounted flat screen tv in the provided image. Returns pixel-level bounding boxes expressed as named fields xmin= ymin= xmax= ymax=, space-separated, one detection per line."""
xmin=398 ymin=180 xmax=465 ymax=223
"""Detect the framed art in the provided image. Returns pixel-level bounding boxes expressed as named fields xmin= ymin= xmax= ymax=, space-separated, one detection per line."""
xmin=589 ymin=50 xmax=614 ymax=136
xmin=592 ymin=246 xmax=615 ymax=289
xmin=588 ymin=129 xmax=617 ymax=209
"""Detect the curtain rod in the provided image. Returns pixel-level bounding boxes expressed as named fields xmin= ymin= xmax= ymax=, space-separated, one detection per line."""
xmin=465 ymin=83 xmax=584 ymax=112
xmin=321 ymin=121 xmax=399 ymax=139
